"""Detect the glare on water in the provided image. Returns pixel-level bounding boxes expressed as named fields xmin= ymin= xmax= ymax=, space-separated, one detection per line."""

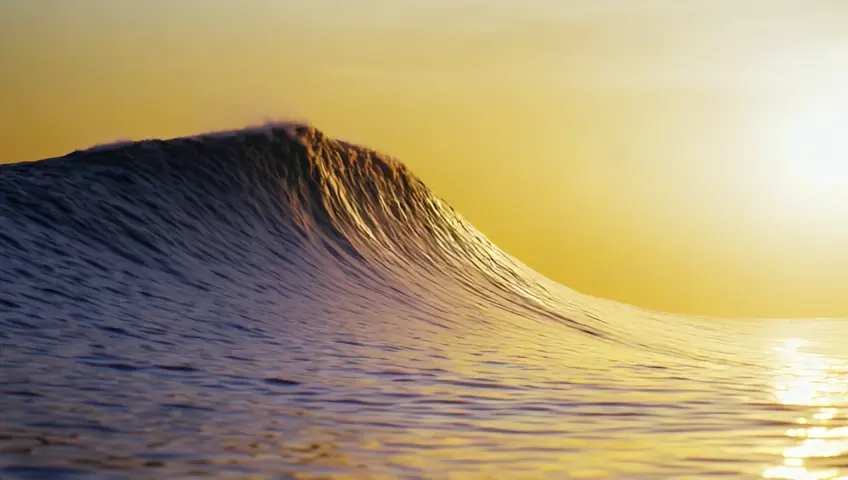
xmin=765 ymin=338 xmax=848 ymax=480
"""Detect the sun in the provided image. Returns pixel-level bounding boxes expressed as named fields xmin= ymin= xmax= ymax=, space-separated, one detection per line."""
xmin=784 ymin=110 xmax=848 ymax=187
xmin=771 ymin=107 xmax=848 ymax=215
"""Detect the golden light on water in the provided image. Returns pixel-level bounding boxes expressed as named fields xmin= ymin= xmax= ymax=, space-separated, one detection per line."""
xmin=764 ymin=339 xmax=848 ymax=480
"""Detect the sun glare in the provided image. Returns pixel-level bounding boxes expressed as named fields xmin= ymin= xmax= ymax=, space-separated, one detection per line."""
xmin=774 ymin=108 xmax=848 ymax=213
xmin=765 ymin=338 xmax=848 ymax=480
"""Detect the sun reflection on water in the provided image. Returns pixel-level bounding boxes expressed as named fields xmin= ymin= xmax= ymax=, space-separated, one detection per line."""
xmin=763 ymin=338 xmax=848 ymax=480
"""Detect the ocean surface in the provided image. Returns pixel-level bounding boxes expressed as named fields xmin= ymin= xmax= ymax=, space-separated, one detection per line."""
xmin=1 ymin=124 xmax=846 ymax=479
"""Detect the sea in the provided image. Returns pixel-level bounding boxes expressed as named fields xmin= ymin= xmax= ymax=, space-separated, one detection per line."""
xmin=1 ymin=124 xmax=846 ymax=479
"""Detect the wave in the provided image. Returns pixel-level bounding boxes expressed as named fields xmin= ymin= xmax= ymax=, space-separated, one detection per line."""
xmin=2 ymin=123 xmax=831 ymax=478
xmin=1 ymin=123 xmax=616 ymax=333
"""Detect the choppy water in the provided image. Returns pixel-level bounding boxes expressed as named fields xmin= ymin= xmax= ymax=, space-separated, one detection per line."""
xmin=1 ymin=124 xmax=846 ymax=479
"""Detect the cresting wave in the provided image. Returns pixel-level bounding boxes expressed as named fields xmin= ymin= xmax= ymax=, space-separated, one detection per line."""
xmin=1 ymin=124 xmax=846 ymax=479
xmin=0 ymin=123 xmax=609 ymax=338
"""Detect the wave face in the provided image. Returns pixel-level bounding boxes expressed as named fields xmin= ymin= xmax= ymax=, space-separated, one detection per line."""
xmin=1 ymin=124 xmax=847 ymax=479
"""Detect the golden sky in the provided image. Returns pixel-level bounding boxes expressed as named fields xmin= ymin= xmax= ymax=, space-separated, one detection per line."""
xmin=2 ymin=1 xmax=848 ymax=318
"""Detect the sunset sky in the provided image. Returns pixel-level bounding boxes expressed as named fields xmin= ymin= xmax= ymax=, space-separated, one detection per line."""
xmin=2 ymin=1 xmax=848 ymax=318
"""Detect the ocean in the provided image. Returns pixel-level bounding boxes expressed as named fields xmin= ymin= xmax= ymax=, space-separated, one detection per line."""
xmin=1 ymin=124 xmax=846 ymax=479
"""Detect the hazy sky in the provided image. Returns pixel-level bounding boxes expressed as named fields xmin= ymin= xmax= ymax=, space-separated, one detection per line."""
xmin=3 ymin=0 xmax=848 ymax=318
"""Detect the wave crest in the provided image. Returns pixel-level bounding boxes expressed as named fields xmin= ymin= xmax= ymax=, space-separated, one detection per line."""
xmin=0 ymin=124 xmax=623 ymax=340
